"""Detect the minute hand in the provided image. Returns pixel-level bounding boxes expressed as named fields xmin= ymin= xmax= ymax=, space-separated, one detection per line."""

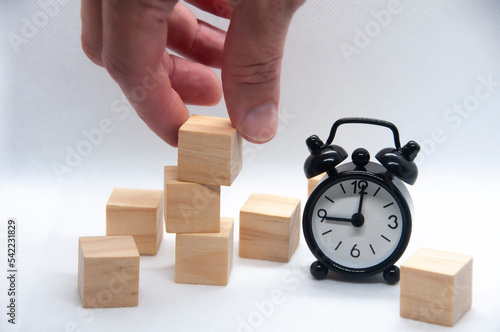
xmin=357 ymin=186 xmax=367 ymax=215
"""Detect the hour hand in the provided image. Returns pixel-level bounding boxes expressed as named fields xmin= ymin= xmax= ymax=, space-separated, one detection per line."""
xmin=325 ymin=216 xmax=352 ymax=223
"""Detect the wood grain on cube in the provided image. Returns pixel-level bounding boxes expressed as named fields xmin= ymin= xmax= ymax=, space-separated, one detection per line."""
xmin=178 ymin=115 xmax=242 ymax=186
xmin=175 ymin=217 xmax=234 ymax=286
xmin=400 ymin=248 xmax=473 ymax=327
xmin=240 ymin=193 xmax=301 ymax=263
xmin=106 ymin=188 xmax=163 ymax=255
xmin=78 ymin=236 xmax=139 ymax=308
xmin=164 ymin=166 xmax=220 ymax=233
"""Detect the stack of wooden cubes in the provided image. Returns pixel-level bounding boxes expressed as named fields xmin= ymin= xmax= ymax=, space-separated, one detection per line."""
xmin=166 ymin=115 xmax=243 ymax=286
xmin=77 ymin=114 xmax=303 ymax=309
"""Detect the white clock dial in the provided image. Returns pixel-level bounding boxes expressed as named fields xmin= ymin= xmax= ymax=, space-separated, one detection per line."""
xmin=311 ymin=178 xmax=404 ymax=270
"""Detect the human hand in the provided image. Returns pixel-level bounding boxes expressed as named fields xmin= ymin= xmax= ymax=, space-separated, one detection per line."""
xmin=81 ymin=0 xmax=305 ymax=147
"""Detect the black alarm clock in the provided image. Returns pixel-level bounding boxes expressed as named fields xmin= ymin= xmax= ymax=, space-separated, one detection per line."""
xmin=302 ymin=118 xmax=420 ymax=284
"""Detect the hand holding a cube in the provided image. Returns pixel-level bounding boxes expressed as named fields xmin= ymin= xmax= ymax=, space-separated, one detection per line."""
xmin=80 ymin=0 xmax=305 ymax=146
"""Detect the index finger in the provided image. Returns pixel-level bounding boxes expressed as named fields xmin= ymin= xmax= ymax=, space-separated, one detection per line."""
xmin=101 ymin=0 xmax=188 ymax=146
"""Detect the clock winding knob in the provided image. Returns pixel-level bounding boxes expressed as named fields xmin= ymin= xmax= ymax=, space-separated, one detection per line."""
xmin=352 ymin=148 xmax=370 ymax=167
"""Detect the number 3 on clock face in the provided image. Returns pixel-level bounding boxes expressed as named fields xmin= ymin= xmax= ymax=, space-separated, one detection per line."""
xmin=304 ymin=174 xmax=412 ymax=274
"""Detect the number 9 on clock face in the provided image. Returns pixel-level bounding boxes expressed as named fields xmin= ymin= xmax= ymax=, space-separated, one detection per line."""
xmin=303 ymin=174 xmax=412 ymax=275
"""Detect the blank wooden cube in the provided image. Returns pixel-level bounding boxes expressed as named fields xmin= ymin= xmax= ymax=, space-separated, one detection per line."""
xmin=164 ymin=166 xmax=220 ymax=233
xmin=240 ymin=194 xmax=301 ymax=263
xmin=400 ymin=248 xmax=473 ymax=327
xmin=178 ymin=115 xmax=243 ymax=186
xmin=308 ymin=173 xmax=326 ymax=196
xmin=175 ymin=217 xmax=234 ymax=286
xmin=106 ymin=188 xmax=163 ymax=255
xmin=78 ymin=236 xmax=140 ymax=308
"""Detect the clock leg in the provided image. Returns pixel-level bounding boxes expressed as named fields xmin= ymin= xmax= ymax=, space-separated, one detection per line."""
xmin=310 ymin=261 xmax=329 ymax=280
xmin=383 ymin=265 xmax=400 ymax=285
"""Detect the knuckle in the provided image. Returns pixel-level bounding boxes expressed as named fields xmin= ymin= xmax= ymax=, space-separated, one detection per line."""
xmin=228 ymin=55 xmax=282 ymax=86
xmin=101 ymin=55 xmax=129 ymax=84
xmin=81 ymin=35 xmax=103 ymax=67
xmin=101 ymin=54 xmax=145 ymax=88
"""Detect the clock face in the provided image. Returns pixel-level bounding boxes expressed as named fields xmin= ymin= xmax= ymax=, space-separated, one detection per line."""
xmin=305 ymin=174 xmax=410 ymax=272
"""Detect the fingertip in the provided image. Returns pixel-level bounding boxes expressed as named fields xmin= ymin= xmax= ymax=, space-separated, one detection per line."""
xmin=165 ymin=113 xmax=190 ymax=147
xmin=140 ymin=101 xmax=190 ymax=148
xmin=234 ymin=101 xmax=279 ymax=144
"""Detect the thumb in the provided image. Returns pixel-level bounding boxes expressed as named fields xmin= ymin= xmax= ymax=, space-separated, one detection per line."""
xmin=222 ymin=0 xmax=305 ymax=143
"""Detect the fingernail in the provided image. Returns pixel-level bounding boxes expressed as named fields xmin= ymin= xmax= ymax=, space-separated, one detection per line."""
xmin=242 ymin=102 xmax=279 ymax=143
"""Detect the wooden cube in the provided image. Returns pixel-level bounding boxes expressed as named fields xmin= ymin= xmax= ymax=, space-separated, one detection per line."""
xmin=106 ymin=188 xmax=163 ymax=255
xmin=175 ymin=217 xmax=234 ymax=286
xmin=78 ymin=236 xmax=140 ymax=308
xmin=400 ymin=248 xmax=473 ymax=326
xmin=164 ymin=166 xmax=220 ymax=233
xmin=239 ymin=194 xmax=301 ymax=263
xmin=178 ymin=115 xmax=243 ymax=186
xmin=308 ymin=173 xmax=326 ymax=196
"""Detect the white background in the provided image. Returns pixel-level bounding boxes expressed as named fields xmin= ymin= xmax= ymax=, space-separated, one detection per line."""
xmin=1 ymin=0 xmax=500 ymax=331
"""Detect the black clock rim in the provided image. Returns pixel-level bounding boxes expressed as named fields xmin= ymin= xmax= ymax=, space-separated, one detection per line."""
xmin=303 ymin=171 xmax=412 ymax=277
